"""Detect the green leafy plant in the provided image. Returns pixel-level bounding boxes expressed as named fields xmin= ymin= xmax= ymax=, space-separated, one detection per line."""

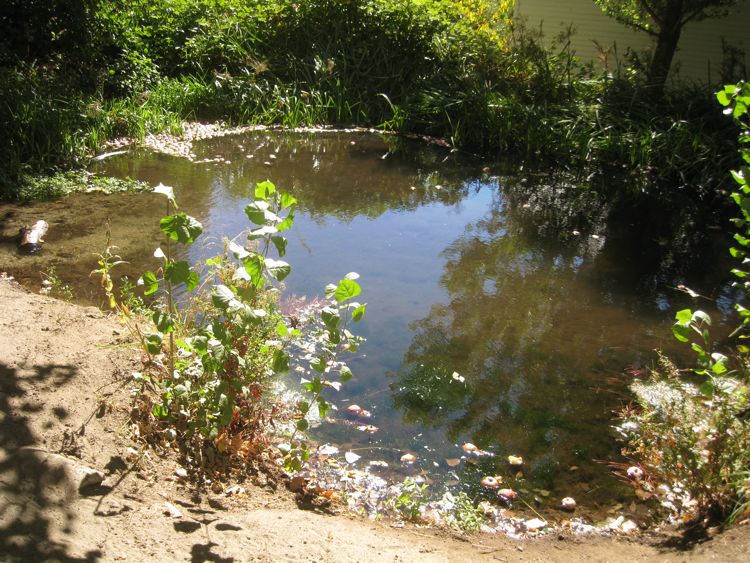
xmin=121 ymin=179 xmax=366 ymax=479
xmin=41 ymin=265 xmax=74 ymax=302
xmin=444 ymin=491 xmax=487 ymax=531
xmin=618 ymin=82 xmax=750 ymax=527
xmin=392 ymin=478 xmax=429 ymax=521
xmin=280 ymin=271 xmax=366 ymax=472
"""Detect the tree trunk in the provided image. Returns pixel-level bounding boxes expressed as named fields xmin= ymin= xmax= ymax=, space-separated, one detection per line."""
xmin=647 ymin=0 xmax=685 ymax=98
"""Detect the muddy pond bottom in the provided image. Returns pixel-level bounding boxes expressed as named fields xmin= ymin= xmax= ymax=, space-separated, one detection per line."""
xmin=0 ymin=130 xmax=736 ymax=523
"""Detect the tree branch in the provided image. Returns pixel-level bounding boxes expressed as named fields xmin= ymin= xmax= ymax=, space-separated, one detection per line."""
xmin=639 ymin=0 xmax=665 ymax=27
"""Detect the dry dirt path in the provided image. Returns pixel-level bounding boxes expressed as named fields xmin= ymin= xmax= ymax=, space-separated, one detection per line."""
xmin=1 ymin=278 xmax=748 ymax=562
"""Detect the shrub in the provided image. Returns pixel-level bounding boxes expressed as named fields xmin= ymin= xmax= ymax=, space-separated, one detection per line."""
xmin=617 ymin=82 xmax=750 ymax=528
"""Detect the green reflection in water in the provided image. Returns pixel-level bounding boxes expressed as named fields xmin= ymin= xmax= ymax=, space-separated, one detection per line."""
xmin=0 ymin=130 xmax=735 ymax=518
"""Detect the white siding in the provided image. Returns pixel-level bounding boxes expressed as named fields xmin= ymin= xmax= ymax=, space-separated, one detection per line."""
xmin=514 ymin=0 xmax=750 ymax=84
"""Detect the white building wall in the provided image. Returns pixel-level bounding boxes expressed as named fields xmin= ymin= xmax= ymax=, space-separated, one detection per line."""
xmin=514 ymin=0 xmax=750 ymax=84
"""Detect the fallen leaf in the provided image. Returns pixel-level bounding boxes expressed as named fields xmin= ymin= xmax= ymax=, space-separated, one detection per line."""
xmin=507 ymin=455 xmax=523 ymax=466
xmin=445 ymin=458 xmax=461 ymax=467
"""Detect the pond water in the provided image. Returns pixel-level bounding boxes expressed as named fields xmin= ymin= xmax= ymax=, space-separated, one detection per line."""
xmin=0 ymin=131 xmax=738 ymax=520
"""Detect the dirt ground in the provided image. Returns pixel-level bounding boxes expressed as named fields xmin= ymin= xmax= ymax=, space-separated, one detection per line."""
xmin=1 ymin=277 xmax=749 ymax=562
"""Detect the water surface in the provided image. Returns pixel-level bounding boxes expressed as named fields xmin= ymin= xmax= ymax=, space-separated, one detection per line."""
xmin=0 ymin=131 xmax=736 ymax=520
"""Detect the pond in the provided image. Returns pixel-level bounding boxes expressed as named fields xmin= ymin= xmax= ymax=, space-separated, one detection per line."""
xmin=0 ymin=130 xmax=738 ymax=521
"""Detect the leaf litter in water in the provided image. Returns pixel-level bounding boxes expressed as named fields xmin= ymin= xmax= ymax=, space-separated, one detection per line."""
xmin=400 ymin=453 xmax=417 ymax=464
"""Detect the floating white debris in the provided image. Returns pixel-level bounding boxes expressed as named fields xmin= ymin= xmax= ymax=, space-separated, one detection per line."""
xmin=462 ymin=442 xmax=478 ymax=453
xmin=626 ymin=466 xmax=644 ymax=480
xmin=524 ymin=518 xmax=547 ymax=531
xmin=400 ymin=453 xmax=417 ymax=464
xmin=344 ymin=452 xmax=361 ymax=464
xmin=346 ymin=404 xmax=362 ymax=414
xmin=317 ymin=444 xmax=340 ymax=456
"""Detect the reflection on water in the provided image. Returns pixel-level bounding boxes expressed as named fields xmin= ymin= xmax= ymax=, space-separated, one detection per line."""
xmin=0 ymin=131 xmax=736 ymax=518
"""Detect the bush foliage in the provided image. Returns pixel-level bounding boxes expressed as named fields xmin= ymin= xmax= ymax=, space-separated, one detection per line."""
xmin=0 ymin=0 xmax=739 ymax=221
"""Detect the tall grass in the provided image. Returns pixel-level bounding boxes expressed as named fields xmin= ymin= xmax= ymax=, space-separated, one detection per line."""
xmin=0 ymin=0 xmax=741 ymax=214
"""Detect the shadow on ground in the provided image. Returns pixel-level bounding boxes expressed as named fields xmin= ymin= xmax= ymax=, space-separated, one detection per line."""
xmin=0 ymin=361 xmax=102 ymax=562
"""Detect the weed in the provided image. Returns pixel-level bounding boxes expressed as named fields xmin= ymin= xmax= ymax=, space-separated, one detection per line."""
xmin=40 ymin=265 xmax=74 ymax=302
xmin=444 ymin=491 xmax=487 ymax=531
xmin=618 ymin=82 xmax=750 ymax=528
xmin=392 ymin=478 xmax=429 ymax=521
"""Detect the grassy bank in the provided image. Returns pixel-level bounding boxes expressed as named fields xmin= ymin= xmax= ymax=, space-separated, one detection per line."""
xmin=0 ymin=0 xmax=741 ymax=214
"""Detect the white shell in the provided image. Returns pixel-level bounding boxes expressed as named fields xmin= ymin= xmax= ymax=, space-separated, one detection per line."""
xmin=561 ymin=497 xmax=577 ymax=510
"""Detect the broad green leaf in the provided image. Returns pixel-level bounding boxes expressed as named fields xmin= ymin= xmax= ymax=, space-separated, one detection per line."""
xmin=328 ymin=329 xmax=341 ymax=344
xmin=193 ymin=335 xmax=208 ymax=355
xmin=675 ymin=309 xmax=693 ymax=324
xmin=165 ymin=261 xmax=191 ymax=287
xmin=212 ymin=285 xmax=236 ymax=310
xmin=235 ymin=285 xmax=256 ymax=302
xmin=296 ymin=419 xmax=309 ymax=431
xmin=311 ymin=357 xmax=326 ymax=373
xmin=185 ymin=271 xmax=199 ymax=292
xmin=265 ymin=258 xmax=291 ymax=281
xmin=276 ymin=321 xmax=288 ymax=337
xmin=335 ymin=278 xmax=361 ymax=302
xmin=152 ymin=403 xmax=169 ymax=418
xmin=352 ymin=304 xmax=367 ymax=321
xmin=153 ymin=310 xmax=174 ymax=333
xmin=160 ymin=213 xmax=203 ymax=244
xmin=271 ymin=235 xmax=288 ymax=257
xmin=242 ymin=255 xmax=265 ymax=286
xmin=139 ymin=270 xmax=159 ymax=295
xmin=692 ymin=310 xmax=711 ymax=326
xmin=321 ymin=307 xmax=340 ymax=330
xmin=248 ymin=225 xmax=279 ymax=239
xmin=273 ymin=349 xmax=289 ymax=373
xmin=280 ymin=192 xmax=297 ymax=208
xmin=244 ymin=201 xmax=274 ymax=225
xmin=229 ymin=241 xmax=249 ymax=260
xmin=324 ymin=283 xmax=338 ymax=299
xmin=255 ymin=180 xmax=276 ymax=199
xmin=277 ymin=213 xmax=294 ymax=232
xmin=699 ymin=379 xmax=714 ymax=396
xmin=232 ymin=268 xmax=251 ymax=283
xmin=317 ymin=397 xmax=330 ymax=418
xmin=711 ymin=352 xmax=729 ymax=375
xmin=145 ymin=332 xmax=163 ymax=355
xmin=672 ymin=323 xmax=690 ymax=342
xmin=340 ymin=365 xmax=352 ymax=382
